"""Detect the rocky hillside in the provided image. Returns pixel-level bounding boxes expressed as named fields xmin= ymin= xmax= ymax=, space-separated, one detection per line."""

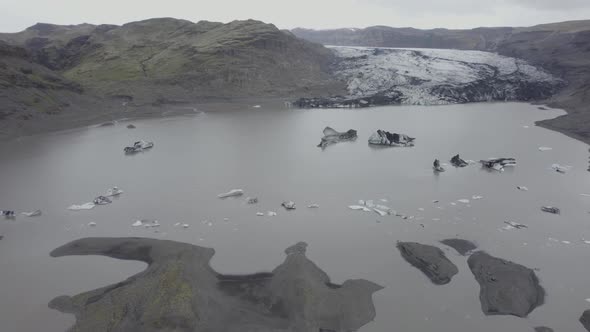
xmin=0 ymin=40 xmax=108 ymax=138
xmin=1 ymin=19 xmax=342 ymax=104
xmin=293 ymin=21 xmax=590 ymax=143
xmin=0 ymin=18 xmax=344 ymax=139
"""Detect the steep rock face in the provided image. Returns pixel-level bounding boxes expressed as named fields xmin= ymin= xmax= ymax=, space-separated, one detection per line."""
xmin=296 ymin=46 xmax=562 ymax=107
xmin=48 ymin=237 xmax=382 ymax=332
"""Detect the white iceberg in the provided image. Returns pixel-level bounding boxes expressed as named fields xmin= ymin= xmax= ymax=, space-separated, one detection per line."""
xmin=218 ymin=189 xmax=244 ymax=198
xmin=349 ymin=205 xmax=371 ymax=212
xmin=105 ymin=186 xmax=123 ymax=197
xmin=21 ymin=210 xmax=41 ymax=217
xmin=373 ymin=208 xmax=387 ymax=217
xmin=68 ymin=202 xmax=95 ymax=211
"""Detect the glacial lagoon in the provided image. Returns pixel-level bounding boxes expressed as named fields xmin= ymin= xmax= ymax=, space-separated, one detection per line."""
xmin=1 ymin=102 xmax=590 ymax=331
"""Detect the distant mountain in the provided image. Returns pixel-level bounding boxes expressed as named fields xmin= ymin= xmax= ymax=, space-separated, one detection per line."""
xmin=293 ymin=21 xmax=590 ymax=143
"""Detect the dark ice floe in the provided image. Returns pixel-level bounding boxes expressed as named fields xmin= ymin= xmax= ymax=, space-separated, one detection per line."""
xmin=397 ymin=242 xmax=459 ymax=285
xmin=440 ymin=239 xmax=477 ymax=256
xmin=534 ymin=327 xmax=554 ymax=332
xmin=468 ymin=251 xmax=545 ymax=317
xmin=48 ymin=238 xmax=383 ymax=332
xmin=317 ymin=126 xmax=357 ymax=148
xmin=581 ymin=310 xmax=590 ymax=332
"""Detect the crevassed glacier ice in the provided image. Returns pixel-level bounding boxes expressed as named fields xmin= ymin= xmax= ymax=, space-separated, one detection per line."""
xmin=321 ymin=46 xmax=563 ymax=106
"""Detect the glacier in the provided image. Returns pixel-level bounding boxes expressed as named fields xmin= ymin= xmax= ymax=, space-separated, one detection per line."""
xmin=295 ymin=46 xmax=564 ymax=107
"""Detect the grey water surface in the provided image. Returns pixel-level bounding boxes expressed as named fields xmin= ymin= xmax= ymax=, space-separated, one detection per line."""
xmin=1 ymin=102 xmax=589 ymax=332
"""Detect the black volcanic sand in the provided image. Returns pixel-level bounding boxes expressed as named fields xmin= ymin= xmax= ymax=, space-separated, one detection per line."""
xmin=48 ymin=237 xmax=383 ymax=332
xmin=467 ymin=251 xmax=545 ymax=317
xmin=534 ymin=327 xmax=554 ymax=332
xmin=396 ymin=242 xmax=458 ymax=285
xmin=581 ymin=310 xmax=590 ymax=332
xmin=440 ymin=239 xmax=477 ymax=256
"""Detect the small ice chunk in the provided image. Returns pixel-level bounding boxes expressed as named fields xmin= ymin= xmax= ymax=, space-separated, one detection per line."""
xmin=88 ymin=222 xmax=97 ymax=227
xmin=267 ymin=211 xmax=277 ymax=216
xmin=218 ymin=189 xmax=244 ymax=198
xmin=223 ymin=218 xmax=229 ymax=221
xmin=132 ymin=220 xmax=143 ymax=227
xmin=503 ymin=221 xmax=527 ymax=230
xmin=281 ymin=201 xmax=296 ymax=210
xmin=252 ymin=105 xmax=261 ymax=108
xmin=517 ymin=186 xmax=529 ymax=191
xmin=349 ymin=205 xmax=371 ymax=212
xmin=450 ymin=202 xmax=457 ymax=206
xmin=418 ymin=208 xmax=425 ymax=211
xmin=246 ymin=197 xmax=258 ymax=204
xmin=105 ymin=186 xmax=123 ymax=197
xmin=538 ymin=146 xmax=553 ymax=151
xmin=580 ymin=194 xmax=590 ymax=197
xmin=380 ymin=199 xmax=388 ymax=202
xmin=432 ymin=200 xmax=439 ymax=203
xmin=458 ymin=199 xmax=470 ymax=204
xmin=174 ymin=223 xmax=181 ymax=227
xmin=585 ymin=298 xmax=590 ymax=303
xmin=21 ymin=210 xmax=41 ymax=217
xmin=256 ymin=212 xmax=264 ymax=216
xmin=182 ymin=224 xmax=189 ymax=228
xmin=523 ymin=125 xmax=530 ymax=129
xmin=307 ymin=204 xmax=320 ymax=208
xmin=365 ymin=200 xmax=375 ymax=208
xmin=68 ymin=202 xmax=95 ymax=210
xmin=551 ymin=164 xmax=570 ymax=174
xmin=562 ymin=241 xmax=571 ymax=244
xmin=373 ymin=208 xmax=387 ymax=217
xmin=472 ymin=195 xmax=483 ymax=200
xmin=375 ymin=204 xmax=393 ymax=214
xmin=358 ymin=200 xmax=366 ymax=206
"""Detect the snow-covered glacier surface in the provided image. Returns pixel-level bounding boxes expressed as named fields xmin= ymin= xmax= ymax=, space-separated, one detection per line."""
xmin=295 ymin=46 xmax=563 ymax=107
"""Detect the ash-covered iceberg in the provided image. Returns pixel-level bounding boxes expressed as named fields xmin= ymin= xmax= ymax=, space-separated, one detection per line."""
xmin=368 ymin=130 xmax=415 ymax=147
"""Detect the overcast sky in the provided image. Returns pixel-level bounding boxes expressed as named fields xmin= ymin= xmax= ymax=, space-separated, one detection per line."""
xmin=1 ymin=0 xmax=590 ymax=32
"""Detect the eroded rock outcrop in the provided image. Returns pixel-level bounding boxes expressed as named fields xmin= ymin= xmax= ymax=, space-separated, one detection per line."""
xmin=467 ymin=251 xmax=545 ymax=317
xmin=49 ymin=237 xmax=382 ymax=332
xmin=397 ymin=242 xmax=458 ymax=285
